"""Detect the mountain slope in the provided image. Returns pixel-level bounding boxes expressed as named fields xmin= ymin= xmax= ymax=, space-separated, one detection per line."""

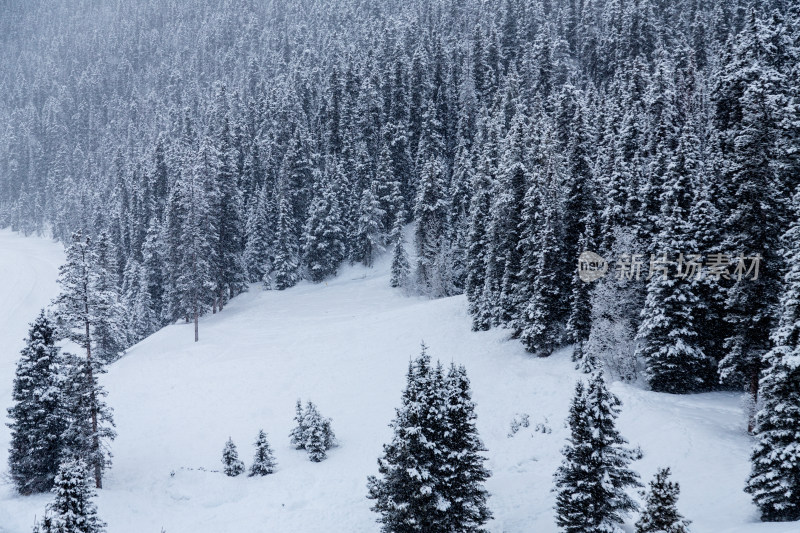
xmin=0 ymin=233 xmax=796 ymax=532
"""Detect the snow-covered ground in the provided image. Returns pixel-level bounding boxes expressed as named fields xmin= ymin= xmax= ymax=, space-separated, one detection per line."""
xmin=0 ymin=230 xmax=797 ymax=533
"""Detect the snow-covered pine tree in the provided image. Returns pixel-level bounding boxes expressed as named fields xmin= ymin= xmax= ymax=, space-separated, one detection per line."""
xmin=413 ymin=156 xmax=449 ymax=294
xmin=303 ymin=402 xmax=335 ymax=463
xmin=496 ymin=109 xmax=531 ymax=327
xmin=272 ymin=189 xmax=301 ymax=290
xmin=222 ymin=437 xmax=245 ymax=477
xmin=465 ymin=114 xmax=496 ymax=331
xmin=566 ymin=214 xmax=597 ymax=364
xmin=389 ymin=214 xmax=411 ymax=290
xmin=554 ymin=372 xmax=641 ymax=532
xmin=353 ymin=185 xmax=385 ymax=268
xmin=376 ymin=142 xmax=404 ymax=236
xmin=243 ymin=185 xmax=273 ymax=284
xmin=290 ymin=399 xmax=307 ymax=449
xmin=519 ymin=174 xmax=567 ymax=356
xmin=173 ymin=152 xmax=217 ymax=342
xmin=91 ymin=231 xmax=128 ymax=363
xmin=303 ymin=165 xmax=346 ymax=282
xmin=635 ymin=467 xmax=691 ymax=533
xmin=554 ymin=381 xmax=594 ymax=532
xmin=745 ymin=188 xmax=800 ymax=521
xmin=7 ymin=311 xmax=66 ymax=494
xmin=59 ymin=352 xmax=116 ymax=492
xmin=209 ymin=84 xmax=246 ymax=311
xmin=635 ymin=123 xmax=713 ymax=393
xmin=440 ymin=363 xmax=493 ymax=532
xmin=53 ymin=232 xmax=116 ymax=488
xmin=304 ymin=407 xmax=332 ymax=463
xmin=249 ymin=430 xmax=277 ymax=476
xmin=35 ymin=459 xmax=106 ymax=533
xmin=367 ymin=344 xmax=448 ymax=531
xmin=714 ymin=11 xmax=790 ymax=429
xmin=289 ymin=400 xmax=335 ymax=461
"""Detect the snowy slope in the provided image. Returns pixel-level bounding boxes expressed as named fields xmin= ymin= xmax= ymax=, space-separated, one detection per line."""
xmin=0 ymin=232 xmax=798 ymax=533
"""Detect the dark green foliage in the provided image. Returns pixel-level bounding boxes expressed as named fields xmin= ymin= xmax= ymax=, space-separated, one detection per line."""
xmin=635 ymin=467 xmax=691 ymax=533
xmin=7 ymin=311 xmax=65 ymax=494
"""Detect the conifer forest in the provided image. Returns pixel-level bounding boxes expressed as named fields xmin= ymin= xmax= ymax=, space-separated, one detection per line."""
xmin=1 ymin=0 xmax=799 ymax=531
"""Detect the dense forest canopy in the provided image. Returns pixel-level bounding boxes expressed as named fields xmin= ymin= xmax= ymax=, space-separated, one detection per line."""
xmin=2 ymin=0 xmax=800 ymax=524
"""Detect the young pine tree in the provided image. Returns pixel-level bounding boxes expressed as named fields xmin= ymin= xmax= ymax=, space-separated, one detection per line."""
xmin=635 ymin=467 xmax=691 ymax=533
xmin=367 ymin=344 xmax=492 ymax=532
xmin=289 ymin=399 xmax=307 ymax=449
xmin=249 ymin=430 xmax=277 ymax=476
xmin=35 ymin=459 xmax=106 ymax=533
xmin=745 ymin=189 xmax=800 ymax=522
xmin=554 ymin=372 xmax=641 ymax=533
xmin=222 ymin=437 xmax=245 ymax=477
xmin=7 ymin=311 xmax=66 ymax=494
xmin=367 ymin=345 xmax=448 ymax=531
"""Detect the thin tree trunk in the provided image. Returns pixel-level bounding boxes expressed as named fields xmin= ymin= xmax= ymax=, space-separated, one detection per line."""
xmin=84 ymin=278 xmax=102 ymax=489
xmin=194 ymin=304 xmax=199 ymax=342
xmin=747 ymin=365 xmax=760 ymax=434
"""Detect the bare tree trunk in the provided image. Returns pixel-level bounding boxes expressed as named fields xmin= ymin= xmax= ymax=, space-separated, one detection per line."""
xmin=747 ymin=365 xmax=760 ymax=434
xmin=84 ymin=283 xmax=102 ymax=489
xmin=194 ymin=304 xmax=199 ymax=342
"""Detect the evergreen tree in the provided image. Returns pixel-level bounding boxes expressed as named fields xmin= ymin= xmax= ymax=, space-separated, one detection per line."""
xmin=304 ymin=406 xmax=334 ymax=463
xmin=636 ymin=124 xmax=714 ymax=393
xmin=249 ymin=430 xmax=277 ymax=477
xmin=390 ymin=215 xmax=411 ymax=290
xmin=59 ymin=353 xmax=116 ymax=492
xmin=413 ymin=157 xmax=449 ymax=294
xmin=272 ymin=190 xmax=301 ymax=290
xmin=745 ymin=188 xmax=800 ymax=521
xmin=290 ymin=399 xmax=307 ymax=450
xmin=714 ymin=11 xmax=790 ymax=428
xmin=35 ymin=459 xmax=106 ymax=533
xmin=367 ymin=344 xmax=492 ymax=532
xmin=635 ymin=467 xmax=691 ymax=533
xmin=243 ymin=185 xmax=273 ymax=284
xmin=7 ymin=311 xmax=65 ymax=494
xmin=91 ymin=232 xmax=128 ymax=363
xmin=289 ymin=400 xmax=335 ymax=461
xmin=353 ymin=185 xmax=385 ymax=267
xmin=554 ymin=372 xmax=641 ymax=533
xmin=367 ymin=345 xmax=448 ymax=531
xmin=303 ymin=167 xmax=346 ymax=282
xmin=172 ymin=154 xmax=216 ymax=342
xmin=53 ymin=232 xmax=116 ymax=488
xmin=440 ymin=363 xmax=493 ymax=532
xmin=222 ymin=437 xmax=245 ymax=477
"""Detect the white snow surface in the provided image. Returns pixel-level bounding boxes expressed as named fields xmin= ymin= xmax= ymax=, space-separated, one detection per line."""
xmin=0 ymin=228 xmax=797 ymax=532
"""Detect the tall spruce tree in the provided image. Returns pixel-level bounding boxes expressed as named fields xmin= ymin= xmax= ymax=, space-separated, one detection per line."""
xmin=7 ymin=311 xmax=65 ymax=494
xmin=303 ymin=166 xmax=346 ymax=282
xmin=636 ymin=124 xmax=714 ymax=393
xmin=745 ymin=188 xmax=800 ymax=521
xmin=53 ymin=232 xmax=116 ymax=488
xmin=554 ymin=372 xmax=641 ymax=532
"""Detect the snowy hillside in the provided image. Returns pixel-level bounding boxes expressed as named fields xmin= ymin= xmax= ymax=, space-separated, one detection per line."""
xmin=0 ymin=232 xmax=796 ymax=533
